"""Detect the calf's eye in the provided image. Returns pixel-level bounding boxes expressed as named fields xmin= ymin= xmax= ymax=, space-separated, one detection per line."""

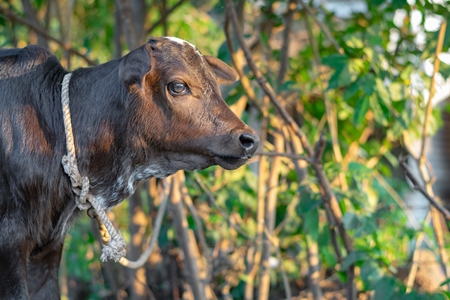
xmin=168 ymin=81 xmax=189 ymax=96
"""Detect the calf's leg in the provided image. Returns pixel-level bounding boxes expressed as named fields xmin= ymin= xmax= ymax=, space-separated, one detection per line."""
xmin=0 ymin=240 xmax=30 ymax=299
xmin=27 ymin=242 xmax=64 ymax=300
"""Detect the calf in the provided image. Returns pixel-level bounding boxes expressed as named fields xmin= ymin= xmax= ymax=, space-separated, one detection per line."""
xmin=0 ymin=36 xmax=259 ymax=299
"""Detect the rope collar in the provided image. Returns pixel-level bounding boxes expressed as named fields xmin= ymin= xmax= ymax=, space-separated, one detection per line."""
xmin=61 ymin=73 xmax=126 ymax=262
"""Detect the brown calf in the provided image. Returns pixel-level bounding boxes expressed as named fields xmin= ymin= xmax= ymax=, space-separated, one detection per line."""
xmin=0 ymin=36 xmax=259 ymax=299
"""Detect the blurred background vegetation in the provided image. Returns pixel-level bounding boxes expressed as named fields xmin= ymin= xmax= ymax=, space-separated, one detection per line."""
xmin=1 ymin=0 xmax=450 ymax=299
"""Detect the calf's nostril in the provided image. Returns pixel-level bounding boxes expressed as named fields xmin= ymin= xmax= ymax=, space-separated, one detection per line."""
xmin=239 ymin=133 xmax=259 ymax=154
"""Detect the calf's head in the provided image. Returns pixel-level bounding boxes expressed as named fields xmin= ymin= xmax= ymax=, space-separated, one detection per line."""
xmin=118 ymin=37 xmax=259 ymax=176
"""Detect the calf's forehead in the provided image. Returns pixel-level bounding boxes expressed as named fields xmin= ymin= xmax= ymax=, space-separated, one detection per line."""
xmin=152 ymin=37 xmax=212 ymax=80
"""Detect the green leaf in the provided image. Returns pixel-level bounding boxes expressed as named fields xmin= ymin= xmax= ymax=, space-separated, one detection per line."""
xmin=370 ymin=94 xmax=390 ymax=126
xmin=373 ymin=277 xmax=397 ymax=300
xmin=366 ymin=26 xmax=383 ymax=47
xmin=429 ymin=293 xmax=448 ymax=300
xmin=360 ymin=73 xmax=377 ymax=95
xmin=439 ymin=61 xmax=450 ymax=78
xmin=370 ymin=0 xmax=385 ymax=5
xmin=353 ymin=95 xmax=370 ymax=125
xmin=441 ymin=291 xmax=450 ymax=299
xmin=322 ymin=54 xmax=349 ymax=68
xmin=321 ymin=247 xmax=338 ymax=266
xmin=348 ymin=162 xmax=372 ymax=174
xmin=304 ymin=207 xmax=319 ymax=240
xmin=388 ymin=82 xmax=407 ymax=102
xmin=392 ymin=0 xmax=407 ymax=9
xmin=342 ymin=250 xmax=368 ymax=270
xmin=440 ymin=278 xmax=450 ymax=287
xmin=328 ymin=58 xmax=362 ymax=89
xmin=375 ymin=78 xmax=391 ymax=105
xmin=383 ymin=150 xmax=399 ymax=168
xmin=354 ymin=216 xmax=377 ymax=238
xmin=343 ymin=81 xmax=361 ymax=101
xmin=296 ymin=192 xmax=320 ymax=214
xmin=360 ymin=260 xmax=383 ymax=289
xmin=343 ymin=212 xmax=360 ymax=230
xmin=344 ymin=35 xmax=364 ymax=49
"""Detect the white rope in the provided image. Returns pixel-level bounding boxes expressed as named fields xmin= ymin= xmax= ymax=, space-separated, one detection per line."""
xmin=61 ymin=73 xmax=126 ymax=262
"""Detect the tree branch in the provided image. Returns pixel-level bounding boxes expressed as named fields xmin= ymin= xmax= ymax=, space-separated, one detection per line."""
xmin=20 ymin=0 xmax=48 ymax=48
xmin=277 ymin=0 xmax=296 ymax=85
xmin=400 ymin=157 xmax=450 ymax=221
xmin=170 ymin=173 xmax=206 ymax=300
xmin=0 ymin=6 xmax=97 ymax=66
xmin=295 ymin=0 xmax=342 ymax=53
xmin=146 ymin=0 xmax=185 ymax=35
xmin=225 ymin=0 xmax=313 ymax=156
xmin=256 ymin=151 xmax=310 ymax=162
xmin=119 ymin=179 xmax=170 ymax=268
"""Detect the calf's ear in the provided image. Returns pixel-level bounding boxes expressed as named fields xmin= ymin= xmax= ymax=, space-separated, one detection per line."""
xmin=204 ymin=55 xmax=238 ymax=85
xmin=119 ymin=44 xmax=152 ymax=89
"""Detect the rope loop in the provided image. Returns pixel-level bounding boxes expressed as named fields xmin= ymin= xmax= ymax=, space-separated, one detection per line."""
xmin=61 ymin=73 xmax=126 ymax=261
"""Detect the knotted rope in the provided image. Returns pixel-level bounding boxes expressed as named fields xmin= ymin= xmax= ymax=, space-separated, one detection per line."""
xmin=61 ymin=73 xmax=126 ymax=262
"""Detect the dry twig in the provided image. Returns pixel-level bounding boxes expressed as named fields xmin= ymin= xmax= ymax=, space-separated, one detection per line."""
xmin=400 ymin=158 xmax=450 ymax=221
xmin=170 ymin=173 xmax=206 ymax=300
xmin=256 ymin=151 xmax=310 ymax=162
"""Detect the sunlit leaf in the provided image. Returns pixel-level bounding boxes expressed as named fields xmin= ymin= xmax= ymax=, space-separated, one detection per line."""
xmin=353 ymin=95 xmax=370 ymax=125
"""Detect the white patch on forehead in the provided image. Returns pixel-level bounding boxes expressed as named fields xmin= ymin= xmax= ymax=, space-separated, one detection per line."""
xmin=164 ymin=36 xmax=202 ymax=55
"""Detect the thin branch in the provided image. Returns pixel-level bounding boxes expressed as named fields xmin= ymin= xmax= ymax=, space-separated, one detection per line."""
xmin=116 ymin=0 xmax=140 ymax=50
xmin=246 ymin=95 xmax=270 ymax=300
xmin=406 ymin=212 xmax=432 ymax=292
xmin=304 ymin=234 xmax=323 ymax=299
xmin=420 ymin=20 xmax=447 ymax=160
xmin=170 ymin=173 xmax=206 ymax=300
xmin=146 ymin=0 xmax=185 ymax=35
xmin=417 ymin=21 xmax=450 ymax=288
xmin=373 ymin=172 xmax=422 ymax=231
xmin=295 ymin=0 xmax=342 ymax=53
xmin=259 ymin=132 xmax=283 ymax=300
xmin=0 ymin=6 xmax=97 ymax=66
xmin=310 ymin=132 xmax=356 ymax=300
xmin=193 ymin=172 xmax=251 ymax=240
xmin=399 ymin=157 xmax=450 ymax=221
xmin=225 ymin=0 xmax=313 ymax=156
xmin=275 ymin=247 xmax=292 ymax=300
xmin=21 ymin=0 xmax=49 ymax=48
xmin=277 ymin=0 xmax=296 ymax=85
xmin=303 ymin=10 xmax=347 ymax=192
xmin=263 ymin=227 xmax=292 ymax=300
xmin=256 ymin=151 xmax=310 ymax=162
xmin=224 ymin=11 xmax=262 ymax=115
xmin=119 ymin=179 xmax=170 ymax=268
xmin=179 ymin=172 xmax=213 ymax=284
